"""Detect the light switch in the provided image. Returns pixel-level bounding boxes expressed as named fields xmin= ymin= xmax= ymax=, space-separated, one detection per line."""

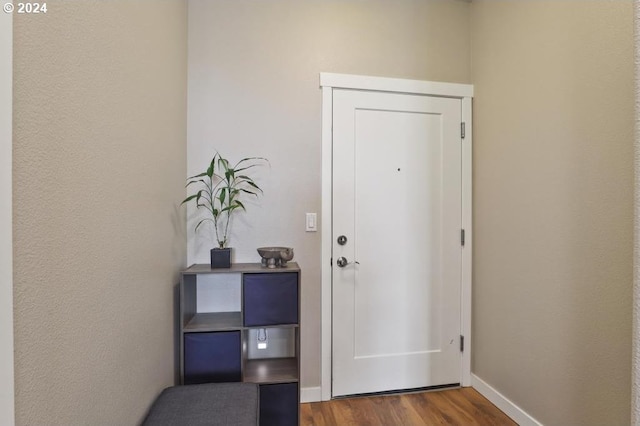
xmin=306 ymin=213 xmax=317 ymax=232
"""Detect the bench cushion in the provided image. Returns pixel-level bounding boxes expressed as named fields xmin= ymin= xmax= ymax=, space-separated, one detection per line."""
xmin=142 ymin=383 xmax=259 ymax=426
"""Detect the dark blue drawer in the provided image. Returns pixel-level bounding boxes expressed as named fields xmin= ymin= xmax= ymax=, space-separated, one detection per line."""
xmin=183 ymin=331 xmax=241 ymax=385
xmin=259 ymin=383 xmax=299 ymax=426
xmin=243 ymin=273 xmax=298 ymax=326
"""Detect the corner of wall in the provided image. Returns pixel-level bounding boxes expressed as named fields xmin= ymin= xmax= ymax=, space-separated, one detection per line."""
xmin=0 ymin=9 xmax=15 ymax=426
xmin=632 ymin=2 xmax=640 ymax=424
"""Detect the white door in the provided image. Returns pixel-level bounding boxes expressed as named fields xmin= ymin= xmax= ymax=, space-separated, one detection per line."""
xmin=332 ymin=89 xmax=462 ymax=397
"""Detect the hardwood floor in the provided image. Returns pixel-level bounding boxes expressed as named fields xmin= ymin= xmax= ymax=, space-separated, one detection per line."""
xmin=300 ymin=387 xmax=517 ymax=426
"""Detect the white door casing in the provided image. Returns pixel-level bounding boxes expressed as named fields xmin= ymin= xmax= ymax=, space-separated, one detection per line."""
xmin=320 ymin=73 xmax=473 ymax=401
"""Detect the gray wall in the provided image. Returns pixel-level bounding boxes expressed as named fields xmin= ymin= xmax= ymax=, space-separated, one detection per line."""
xmin=634 ymin=3 xmax=640 ymax=423
xmin=13 ymin=1 xmax=187 ymax=424
xmin=471 ymin=1 xmax=633 ymax=425
xmin=187 ymin=0 xmax=472 ymax=389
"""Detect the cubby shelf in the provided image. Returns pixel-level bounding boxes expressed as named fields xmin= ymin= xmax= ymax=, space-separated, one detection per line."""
xmin=244 ymin=358 xmax=299 ymax=384
xmin=179 ymin=262 xmax=301 ymax=426
xmin=183 ymin=312 xmax=243 ymax=332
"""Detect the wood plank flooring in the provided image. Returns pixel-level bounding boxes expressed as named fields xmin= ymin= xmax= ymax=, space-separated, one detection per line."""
xmin=301 ymin=387 xmax=517 ymax=426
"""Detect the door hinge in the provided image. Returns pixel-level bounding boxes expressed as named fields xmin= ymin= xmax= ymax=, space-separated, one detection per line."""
xmin=460 ymin=335 xmax=464 ymax=352
xmin=461 ymin=229 xmax=465 ymax=246
xmin=461 ymin=122 xmax=466 ymax=139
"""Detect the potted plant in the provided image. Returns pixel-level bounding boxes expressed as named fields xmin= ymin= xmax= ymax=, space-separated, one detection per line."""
xmin=181 ymin=152 xmax=267 ymax=268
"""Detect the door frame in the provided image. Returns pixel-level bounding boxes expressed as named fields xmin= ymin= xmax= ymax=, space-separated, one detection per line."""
xmin=319 ymin=73 xmax=473 ymax=401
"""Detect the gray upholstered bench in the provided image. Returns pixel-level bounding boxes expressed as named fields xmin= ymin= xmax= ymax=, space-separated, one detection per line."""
xmin=142 ymin=382 xmax=259 ymax=426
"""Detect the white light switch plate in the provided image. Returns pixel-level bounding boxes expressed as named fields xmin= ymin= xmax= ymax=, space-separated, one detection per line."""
xmin=306 ymin=213 xmax=317 ymax=232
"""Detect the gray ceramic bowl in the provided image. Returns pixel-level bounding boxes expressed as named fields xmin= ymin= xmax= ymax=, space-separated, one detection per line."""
xmin=257 ymin=247 xmax=289 ymax=259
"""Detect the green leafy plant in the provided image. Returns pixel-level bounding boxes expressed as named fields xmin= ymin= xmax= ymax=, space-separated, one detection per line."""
xmin=181 ymin=153 xmax=267 ymax=248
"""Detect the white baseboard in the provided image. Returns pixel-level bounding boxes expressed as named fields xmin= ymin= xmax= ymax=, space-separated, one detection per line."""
xmin=471 ymin=374 xmax=543 ymax=426
xmin=301 ymin=386 xmax=322 ymax=403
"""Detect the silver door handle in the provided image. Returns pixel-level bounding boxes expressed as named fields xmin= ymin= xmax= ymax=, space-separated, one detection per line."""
xmin=336 ymin=257 xmax=360 ymax=268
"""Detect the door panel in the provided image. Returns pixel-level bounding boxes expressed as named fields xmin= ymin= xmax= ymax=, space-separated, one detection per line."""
xmin=332 ymin=89 xmax=462 ymax=397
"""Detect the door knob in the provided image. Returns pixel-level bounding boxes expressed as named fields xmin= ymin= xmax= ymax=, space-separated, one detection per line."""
xmin=336 ymin=257 xmax=359 ymax=268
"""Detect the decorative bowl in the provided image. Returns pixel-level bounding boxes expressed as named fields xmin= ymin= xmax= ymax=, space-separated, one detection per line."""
xmin=257 ymin=247 xmax=288 ymax=258
xmin=257 ymin=247 xmax=294 ymax=268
